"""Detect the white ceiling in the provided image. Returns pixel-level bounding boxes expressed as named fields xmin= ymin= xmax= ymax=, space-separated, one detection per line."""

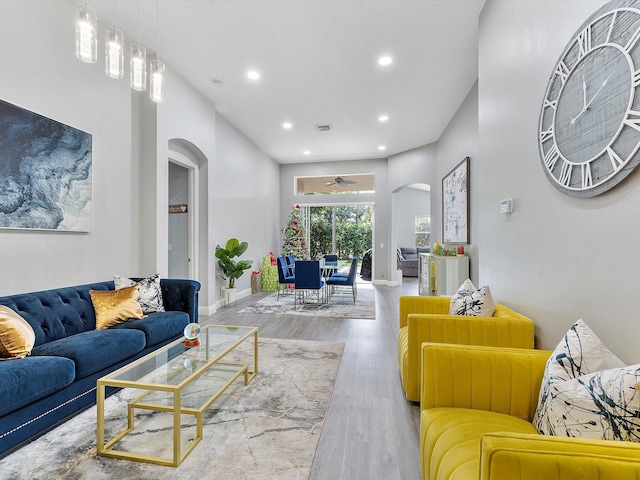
xmin=88 ymin=0 xmax=485 ymax=164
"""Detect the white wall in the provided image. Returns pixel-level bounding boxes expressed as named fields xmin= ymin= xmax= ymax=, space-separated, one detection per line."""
xmin=394 ymin=188 xmax=430 ymax=248
xmin=0 ymin=1 xmax=280 ymax=312
xmin=0 ymin=1 xmax=138 ymax=294
xmin=436 ymin=82 xmax=479 ymax=282
xmin=213 ymin=115 xmax=280 ymax=297
xmin=478 ymin=0 xmax=640 ymax=362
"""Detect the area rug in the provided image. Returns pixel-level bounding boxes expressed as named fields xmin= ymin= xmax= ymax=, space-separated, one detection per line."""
xmin=239 ymin=282 xmax=375 ymax=319
xmin=0 ymin=338 xmax=344 ymax=480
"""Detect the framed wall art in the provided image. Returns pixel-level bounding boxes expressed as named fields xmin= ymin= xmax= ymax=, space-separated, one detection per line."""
xmin=0 ymin=99 xmax=92 ymax=232
xmin=442 ymin=156 xmax=469 ymax=244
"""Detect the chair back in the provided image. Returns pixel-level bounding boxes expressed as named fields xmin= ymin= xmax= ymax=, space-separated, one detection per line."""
xmin=276 ymin=256 xmax=292 ymax=282
xmin=294 ymin=260 xmax=323 ymax=289
xmin=346 ymin=257 xmax=359 ymax=283
xmin=324 ymin=254 xmax=338 ymax=266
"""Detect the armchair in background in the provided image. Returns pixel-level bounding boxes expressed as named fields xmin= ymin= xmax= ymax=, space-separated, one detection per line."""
xmin=396 ymin=247 xmax=430 ymax=277
xmin=397 ymin=295 xmax=535 ymax=402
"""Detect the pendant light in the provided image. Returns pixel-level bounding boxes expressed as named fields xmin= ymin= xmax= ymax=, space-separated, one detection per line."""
xmin=130 ymin=1 xmax=147 ymax=91
xmin=130 ymin=44 xmax=146 ymax=91
xmin=75 ymin=3 xmax=97 ymax=63
xmin=105 ymin=27 xmax=124 ymax=79
xmin=149 ymin=1 xmax=165 ymax=102
xmin=150 ymin=59 xmax=165 ymax=102
xmin=105 ymin=2 xmax=123 ymax=79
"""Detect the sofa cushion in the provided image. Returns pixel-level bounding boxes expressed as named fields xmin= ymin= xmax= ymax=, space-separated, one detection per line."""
xmin=421 ymin=407 xmax=538 ymax=480
xmin=110 ymin=311 xmax=190 ymax=347
xmin=114 ymin=273 xmax=165 ymax=314
xmin=0 ymin=305 xmax=35 ymax=359
xmin=449 ymin=279 xmax=496 ymax=316
xmin=31 ymin=329 xmax=146 ymax=379
xmin=89 ymin=285 xmax=146 ymax=330
xmin=0 ymin=356 xmax=75 ymax=417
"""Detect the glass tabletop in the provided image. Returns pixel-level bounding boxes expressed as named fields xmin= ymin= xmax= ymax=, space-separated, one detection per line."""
xmin=103 ymin=325 xmax=256 ymax=386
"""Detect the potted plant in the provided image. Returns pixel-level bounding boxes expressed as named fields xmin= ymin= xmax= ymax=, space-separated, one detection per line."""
xmin=215 ymin=238 xmax=253 ymax=305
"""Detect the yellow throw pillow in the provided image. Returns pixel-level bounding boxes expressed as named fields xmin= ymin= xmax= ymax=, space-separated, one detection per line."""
xmin=90 ymin=285 xmax=145 ymax=330
xmin=0 ymin=305 xmax=36 ymax=359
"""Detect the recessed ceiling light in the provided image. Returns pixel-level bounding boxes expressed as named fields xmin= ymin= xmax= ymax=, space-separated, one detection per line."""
xmin=247 ymin=71 xmax=260 ymax=80
xmin=283 ymin=122 xmax=292 ymax=129
xmin=378 ymin=56 xmax=392 ymax=66
xmin=378 ymin=145 xmax=387 ymax=151
xmin=303 ymin=150 xmax=311 ymax=156
xmin=379 ymin=115 xmax=389 ymax=122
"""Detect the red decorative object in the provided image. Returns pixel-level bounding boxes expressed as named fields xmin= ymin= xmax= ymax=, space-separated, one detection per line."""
xmin=457 ymin=245 xmax=465 ymax=255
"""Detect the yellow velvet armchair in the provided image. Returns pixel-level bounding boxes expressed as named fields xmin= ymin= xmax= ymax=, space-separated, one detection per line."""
xmin=420 ymin=343 xmax=640 ymax=480
xmin=397 ymin=295 xmax=535 ymax=402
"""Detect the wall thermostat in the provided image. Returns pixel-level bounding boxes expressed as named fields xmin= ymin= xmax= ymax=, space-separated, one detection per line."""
xmin=500 ymin=198 xmax=513 ymax=214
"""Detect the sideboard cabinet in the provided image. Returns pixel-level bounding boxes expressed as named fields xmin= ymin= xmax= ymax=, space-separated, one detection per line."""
xmin=418 ymin=253 xmax=469 ymax=296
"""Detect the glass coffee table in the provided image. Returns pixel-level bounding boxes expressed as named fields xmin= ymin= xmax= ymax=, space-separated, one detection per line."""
xmin=96 ymin=324 xmax=258 ymax=467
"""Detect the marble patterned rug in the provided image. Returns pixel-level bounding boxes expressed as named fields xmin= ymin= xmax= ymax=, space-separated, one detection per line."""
xmin=239 ymin=282 xmax=375 ymax=319
xmin=0 ymin=338 xmax=344 ymax=480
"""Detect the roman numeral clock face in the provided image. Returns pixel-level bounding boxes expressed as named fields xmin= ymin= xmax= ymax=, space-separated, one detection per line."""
xmin=539 ymin=3 xmax=640 ymax=197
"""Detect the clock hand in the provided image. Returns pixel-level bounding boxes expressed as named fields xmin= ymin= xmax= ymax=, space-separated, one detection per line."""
xmin=583 ymin=74 xmax=587 ymax=109
xmin=571 ymin=71 xmax=614 ymax=124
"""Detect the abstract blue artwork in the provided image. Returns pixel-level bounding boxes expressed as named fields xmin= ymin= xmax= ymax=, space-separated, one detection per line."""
xmin=0 ymin=99 xmax=92 ymax=231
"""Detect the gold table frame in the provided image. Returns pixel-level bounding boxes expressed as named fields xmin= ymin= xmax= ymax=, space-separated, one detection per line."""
xmin=96 ymin=325 xmax=258 ymax=467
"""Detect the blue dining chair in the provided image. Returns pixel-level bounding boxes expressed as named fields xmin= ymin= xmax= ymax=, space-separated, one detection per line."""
xmin=294 ymin=260 xmax=325 ymax=309
xmin=326 ymin=257 xmax=358 ymax=303
xmin=276 ymin=256 xmax=295 ymax=300
xmin=324 ymin=254 xmax=338 ymax=276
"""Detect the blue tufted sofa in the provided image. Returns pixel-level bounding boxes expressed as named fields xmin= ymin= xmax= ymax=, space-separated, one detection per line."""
xmin=0 ymin=278 xmax=201 ymax=457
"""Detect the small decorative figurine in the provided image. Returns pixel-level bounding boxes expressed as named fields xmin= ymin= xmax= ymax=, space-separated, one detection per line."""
xmin=183 ymin=323 xmax=201 ymax=347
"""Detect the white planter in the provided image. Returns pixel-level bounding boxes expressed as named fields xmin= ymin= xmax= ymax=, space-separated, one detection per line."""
xmin=224 ymin=287 xmax=237 ymax=306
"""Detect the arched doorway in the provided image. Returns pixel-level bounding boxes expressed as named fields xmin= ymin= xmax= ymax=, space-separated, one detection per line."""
xmin=391 ymin=183 xmax=430 ymax=285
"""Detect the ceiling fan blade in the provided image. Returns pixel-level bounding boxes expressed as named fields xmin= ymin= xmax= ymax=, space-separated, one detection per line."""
xmin=326 ymin=182 xmax=337 ymax=186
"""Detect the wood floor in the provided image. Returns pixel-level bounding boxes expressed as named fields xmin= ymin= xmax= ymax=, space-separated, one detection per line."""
xmin=201 ymin=277 xmax=421 ymax=480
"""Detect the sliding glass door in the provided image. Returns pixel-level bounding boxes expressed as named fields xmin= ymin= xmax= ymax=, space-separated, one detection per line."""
xmin=305 ymin=205 xmax=372 ymax=262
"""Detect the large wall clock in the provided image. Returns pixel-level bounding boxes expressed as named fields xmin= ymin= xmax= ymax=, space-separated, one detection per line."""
xmin=539 ymin=0 xmax=640 ymax=197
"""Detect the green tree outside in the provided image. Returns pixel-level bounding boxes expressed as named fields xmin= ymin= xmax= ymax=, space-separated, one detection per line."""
xmin=309 ymin=205 xmax=372 ymax=260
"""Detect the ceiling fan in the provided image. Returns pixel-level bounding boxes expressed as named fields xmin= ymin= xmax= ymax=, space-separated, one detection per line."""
xmin=326 ymin=176 xmax=357 ymax=187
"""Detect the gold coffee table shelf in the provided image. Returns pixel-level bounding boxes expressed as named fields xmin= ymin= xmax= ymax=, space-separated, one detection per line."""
xmin=96 ymin=325 xmax=258 ymax=467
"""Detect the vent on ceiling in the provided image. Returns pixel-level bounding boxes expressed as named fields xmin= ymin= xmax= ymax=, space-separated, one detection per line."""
xmin=316 ymin=124 xmax=332 ymax=132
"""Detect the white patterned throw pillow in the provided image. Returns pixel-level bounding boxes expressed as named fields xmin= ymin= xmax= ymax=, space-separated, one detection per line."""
xmin=114 ymin=273 xmax=165 ymax=314
xmin=533 ymin=319 xmax=628 ymax=439
xmin=448 ymin=279 xmax=495 ymax=316
xmin=541 ymin=365 xmax=640 ymax=441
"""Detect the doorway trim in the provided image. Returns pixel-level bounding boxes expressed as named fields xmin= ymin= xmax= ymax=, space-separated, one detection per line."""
xmin=168 ymin=150 xmax=199 ymax=280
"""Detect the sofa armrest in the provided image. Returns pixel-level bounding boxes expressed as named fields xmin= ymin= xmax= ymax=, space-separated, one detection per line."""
xmin=399 ymin=296 xmax=450 ymax=329
xmin=480 ymin=432 xmax=640 ymax=479
xmin=159 ymin=279 xmax=201 ymax=323
xmin=421 ymin=343 xmax=551 ymax=421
